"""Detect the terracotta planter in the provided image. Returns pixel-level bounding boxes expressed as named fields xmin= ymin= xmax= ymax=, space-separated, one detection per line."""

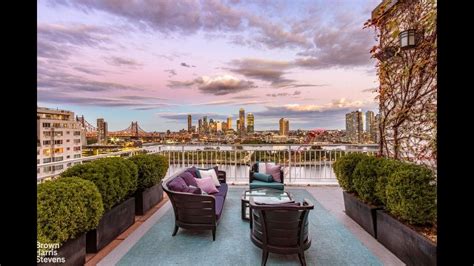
xmin=86 ymin=197 xmax=135 ymax=253
xmin=376 ymin=210 xmax=436 ymax=265
xmin=343 ymin=191 xmax=381 ymax=238
xmin=38 ymin=233 xmax=86 ymax=266
xmin=135 ymin=183 xmax=164 ymax=215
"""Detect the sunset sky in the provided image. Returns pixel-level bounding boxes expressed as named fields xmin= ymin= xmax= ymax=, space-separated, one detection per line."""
xmin=37 ymin=0 xmax=380 ymax=132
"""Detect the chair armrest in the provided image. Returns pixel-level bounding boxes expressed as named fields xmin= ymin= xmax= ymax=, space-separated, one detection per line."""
xmin=217 ymin=170 xmax=226 ymax=183
xmin=280 ymin=169 xmax=284 ymax=184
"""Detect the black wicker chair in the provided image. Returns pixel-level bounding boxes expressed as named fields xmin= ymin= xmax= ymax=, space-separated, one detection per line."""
xmin=249 ymin=198 xmax=314 ymax=266
xmin=162 ymin=168 xmax=227 ymax=241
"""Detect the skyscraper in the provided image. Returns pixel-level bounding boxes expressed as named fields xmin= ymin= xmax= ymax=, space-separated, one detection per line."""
xmin=198 ymin=119 xmax=202 ymax=133
xmin=187 ymin=115 xmax=192 ymax=132
xmin=236 ymin=119 xmax=240 ymax=131
xmin=366 ymin=111 xmax=377 ymax=142
xmin=227 ymin=116 xmax=232 ymax=130
xmin=279 ymin=118 xmax=289 ymax=136
xmin=239 ymin=108 xmax=245 ymax=133
xmin=247 ymin=113 xmax=254 ymax=133
xmin=203 ymin=116 xmax=208 ymax=133
xmin=97 ymin=118 xmax=108 ymax=144
xmin=345 ymin=110 xmax=363 ymax=143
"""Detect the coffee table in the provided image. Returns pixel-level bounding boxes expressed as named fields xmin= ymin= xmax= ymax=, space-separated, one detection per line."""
xmin=241 ymin=188 xmax=293 ymax=221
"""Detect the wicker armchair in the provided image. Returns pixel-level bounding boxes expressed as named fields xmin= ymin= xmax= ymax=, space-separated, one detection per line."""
xmin=249 ymin=198 xmax=314 ymax=266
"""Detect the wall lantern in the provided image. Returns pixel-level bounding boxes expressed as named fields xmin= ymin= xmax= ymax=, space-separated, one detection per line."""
xmin=399 ymin=29 xmax=416 ymax=49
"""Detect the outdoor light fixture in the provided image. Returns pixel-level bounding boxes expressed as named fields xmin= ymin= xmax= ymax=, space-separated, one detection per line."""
xmin=399 ymin=29 xmax=416 ymax=49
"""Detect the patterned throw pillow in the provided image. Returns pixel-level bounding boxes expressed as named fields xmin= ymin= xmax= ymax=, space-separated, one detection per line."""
xmin=257 ymin=162 xmax=275 ymax=174
xmin=195 ymin=177 xmax=219 ymax=194
xmin=199 ymin=168 xmax=220 ymax=187
xmin=266 ymin=164 xmax=282 ymax=183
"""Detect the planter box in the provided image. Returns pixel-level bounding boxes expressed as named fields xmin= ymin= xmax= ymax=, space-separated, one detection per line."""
xmin=376 ymin=210 xmax=436 ymax=266
xmin=343 ymin=191 xmax=381 ymax=238
xmin=135 ymin=183 xmax=164 ymax=215
xmin=38 ymin=233 xmax=86 ymax=266
xmin=86 ymin=197 xmax=135 ymax=253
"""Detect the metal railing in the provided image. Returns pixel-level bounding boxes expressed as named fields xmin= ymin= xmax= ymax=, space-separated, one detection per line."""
xmin=37 ymin=144 xmax=378 ymax=185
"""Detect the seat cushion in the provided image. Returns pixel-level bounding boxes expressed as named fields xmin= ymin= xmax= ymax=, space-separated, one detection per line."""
xmin=213 ymin=183 xmax=228 ymax=198
xmin=214 ymin=195 xmax=225 ymax=220
xmin=250 ymin=180 xmax=284 ymax=190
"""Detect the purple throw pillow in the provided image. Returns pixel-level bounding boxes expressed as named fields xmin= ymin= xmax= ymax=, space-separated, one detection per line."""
xmin=195 ymin=177 xmax=219 ymax=194
xmin=186 ymin=186 xmax=202 ymax=194
xmin=266 ymin=164 xmax=282 ymax=183
xmin=185 ymin=167 xmax=199 ymax=178
xmin=180 ymin=171 xmax=198 ymax=187
xmin=167 ymin=176 xmax=188 ymax=192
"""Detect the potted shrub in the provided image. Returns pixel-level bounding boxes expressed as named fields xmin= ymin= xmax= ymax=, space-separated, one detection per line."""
xmin=129 ymin=154 xmax=169 ymax=215
xmin=334 ymin=153 xmax=381 ymax=234
xmin=348 ymin=155 xmax=384 ymax=237
xmin=61 ymin=157 xmax=138 ymax=253
xmin=37 ymin=177 xmax=103 ymax=266
xmin=376 ymin=163 xmax=437 ymax=265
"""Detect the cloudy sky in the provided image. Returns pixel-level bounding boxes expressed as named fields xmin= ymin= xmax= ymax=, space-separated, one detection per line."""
xmin=37 ymin=0 xmax=380 ymax=132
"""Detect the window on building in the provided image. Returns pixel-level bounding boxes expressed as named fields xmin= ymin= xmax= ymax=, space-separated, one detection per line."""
xmin=62 ymin=123 xmax=68 ymax=128
xmin=67 ymin=163 xmax=72 ymax=167
xmin=66 ymin=131 xmax=70 ymax=134
xmin=43 ymin=140 xmax=51 ymax=145
xmin=74 ymin=139 xmax=81 ymax=144
xmin=53 ymin=123 xmax=61 ymax=128
xmin=54 ymin=140 xmax=63 ymax=145
xmin=43 ymin=149 xmax=51 ymax=156
xmin=66 ymin=139 xmax=70 ymax=142
xmin=54 ymin=148 xmax=63 ymax=154
xmin=43 ymin=131 xmax=52 ymax=137
xmin=37 ymin=150 xmax=40 ymax=155
xmin=54 ymin=131 xmax=63 ymax=137
xmin=37 ymin=159 xmax=40 ymax=164
xmin=53 ymin=156 xmax=63 ymax=162
xmin=67 ymin=147 xmax=70 ymax=151
xmin=74 ymin=154 xmax=81 ymax=159
xmin=66 ymin=155 xmax=70 ymax=159
xmin=53 ymin=165 xmax=63 ymax=171
xmin=37 ymin=168 xmax=40 ymax=174
xmin=74 ymin=131 xmax=81 ymax=136
xmin=43 ymin=158 xmax=52 ymax=163
xmin=73 ymin=146 xmax=81 ymax=151
xmin=43 ymin=166 xmax=52 ymax=172
xmin=42 ymin=123 xmax=51 ymax=128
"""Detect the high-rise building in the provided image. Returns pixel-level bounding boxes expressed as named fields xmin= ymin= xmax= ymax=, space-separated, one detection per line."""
xmin=247 ymin=113 xmax=254 ymax=133
xmin=279 ymin=118 xmax=289 ymax=136
xmin=203 ymin=116 xmax=208 ymax=133
xmin=227 ymin=116 xmax=232 ymax=130
xmin=97 ymin=118 xmax=108 ymax=144
xmin=236 ymin=119 xmax=240 ymax=132
xmin=216 ymin=122 xmax=223 ymax=132
xmin=366 ymin=111 xmax=377 ymax=142
xmin=239 ymin=108 xmax=246 ymax=133
xmin=345 ymin=110 xmax=363 ymax=143
xmin=187 ymin=115 xmax=192 ymax=132
xmin=198 ymin=119 xmax=202 ymax=133
xmin=37 ymin=107 xmax=84 ymax=180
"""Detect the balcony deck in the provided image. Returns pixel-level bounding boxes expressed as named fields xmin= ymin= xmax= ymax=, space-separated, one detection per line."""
xmin=86 ymin=185 xmax=403 ymax=266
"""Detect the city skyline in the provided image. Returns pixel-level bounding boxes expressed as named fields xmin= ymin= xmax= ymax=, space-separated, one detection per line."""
xmin=38 ymin=0 xmax=380 ymax=131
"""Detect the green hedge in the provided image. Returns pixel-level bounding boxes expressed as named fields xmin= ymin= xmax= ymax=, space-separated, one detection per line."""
xmin=333 ymin=153 xmax=369 ymax=192
xmin=386 ymin=164 xmax=437 ymax=225
xmin=129 ymin=154 xmax=169 ymax=191
xmin=374 ymin=158 xmax=405 ymax=206
xmin=61 ymin=157 xmax=138 ymax=211
xmin=37 ymin=177 xmax=104 ymax=246
xmin=352 ymin=156 xmax=383 ymax=205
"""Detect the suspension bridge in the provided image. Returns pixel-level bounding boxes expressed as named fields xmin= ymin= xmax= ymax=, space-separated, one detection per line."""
xmin=76 ymin=115 xmax=161 ymax=138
